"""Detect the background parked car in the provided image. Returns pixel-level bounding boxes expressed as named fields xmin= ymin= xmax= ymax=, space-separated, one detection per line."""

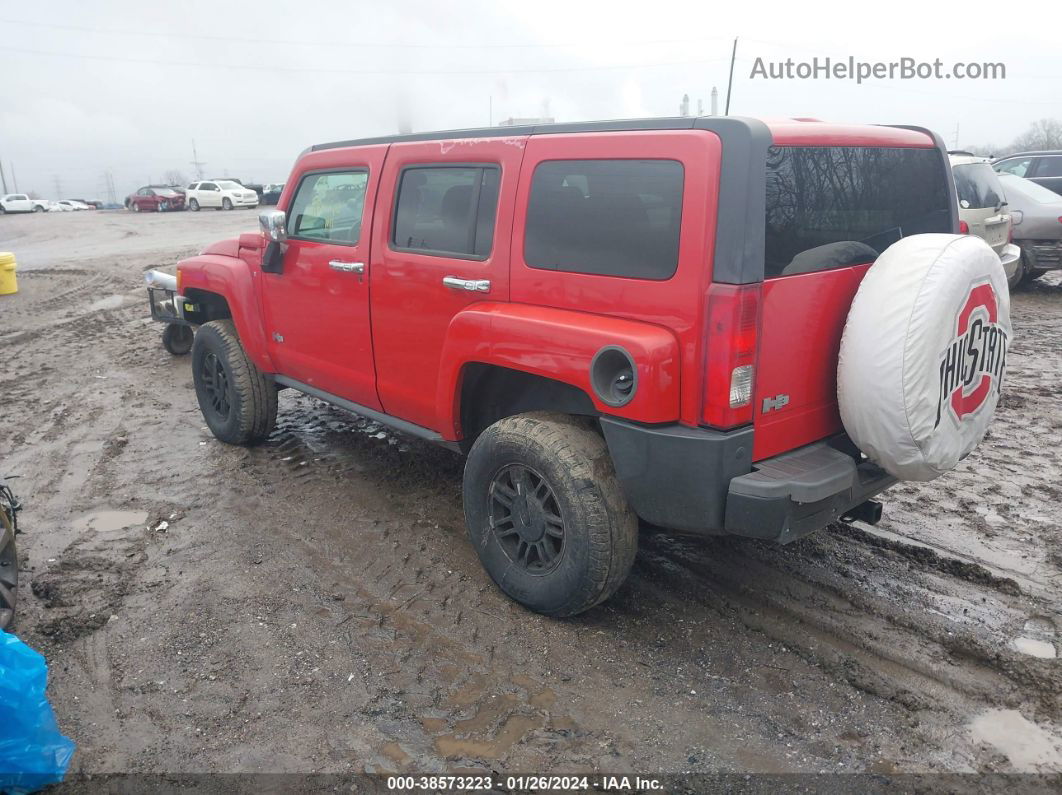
xmin=998 ymin=173 xmax=1062 ymax=285
xmin=260 ymin=183 xmax=284 ymax=205
xmin=50 ymin=200 xmax=77 ymax=212
xmin=0 ymin=194 xmax=50 ymax=213
xmin=72 ymin=199 xmax=103 ymax=209
xmin=993 ymin=151 xmax=1062 ymax=196
xmin=949 ymin=153 xmax=1022 ymax=287
xmin=125 ymin=186 xmax=186 ymax=212
xmin=185 ymin=180 xmax=259 ymax=211
xmin=54 ymin=200 xmax=91 ymax=211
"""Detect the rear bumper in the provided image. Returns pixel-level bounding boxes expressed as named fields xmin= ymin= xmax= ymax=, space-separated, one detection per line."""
xmin=1021 ymin=239 xmax=1062 ymax=272
xmin=998 ymin=243 xmax=1021 ymax=281
xmin=601 ymin=418 xmax=896 ymax=542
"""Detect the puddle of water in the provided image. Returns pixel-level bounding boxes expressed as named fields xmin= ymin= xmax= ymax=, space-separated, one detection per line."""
xmin=1011 ymin=637 xmax=1057 ymax=659
xmin=73 ymin=509 xmax=149 ymax=536
xmin=969 ymin=709 xmax=1062 ymax=770
xmin=380 ymin=742 xmax=410 ymax=767
xmin=434 ymin=714 xmax=540 ymax=760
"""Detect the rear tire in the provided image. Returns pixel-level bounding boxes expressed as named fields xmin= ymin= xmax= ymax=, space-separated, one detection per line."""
xmin=463 ymin=413 xmax=638 ymax=617
xmin=192 ymin=320 xmax=277 ymax=445
xmin=32 ymin=205 xmax=43 ymax=213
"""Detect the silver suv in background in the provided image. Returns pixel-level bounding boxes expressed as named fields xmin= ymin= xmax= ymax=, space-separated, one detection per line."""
xmin=998 ymin=173 xmax=1062 ymax=285
xmin=949 ymin=153 xmax=1022 ymax=287
xmin=993 ymin=151 xmax=1062 ymax=197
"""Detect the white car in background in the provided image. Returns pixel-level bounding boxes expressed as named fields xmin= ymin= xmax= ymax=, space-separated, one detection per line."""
xmin=0 ymin=194 xmax=50 ymax=213
xmin=949 ymin=153 xmax=1022 ymax=288
xmin=51 ymin=200 xmax=90 ymax=212
xmin=185 ymin=180 xmax=259 ymax=211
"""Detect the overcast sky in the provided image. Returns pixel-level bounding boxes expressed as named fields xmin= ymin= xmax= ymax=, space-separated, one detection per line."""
xmin=0 ymin=0 xmax=1058 ymax=201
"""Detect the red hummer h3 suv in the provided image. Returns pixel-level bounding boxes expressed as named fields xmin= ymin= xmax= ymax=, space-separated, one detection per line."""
xmin=170 ymin=117 xmax=972 ymax=617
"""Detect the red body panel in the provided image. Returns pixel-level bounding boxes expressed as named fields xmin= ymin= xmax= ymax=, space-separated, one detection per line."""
xmin=509 ymin=131 xmax=720 ymax=428
xmin=177 ymin=254 xmax=275 ymax=372
xmin=753 ymin=265 xmax=871 ymax=460
xmin=369 ymin=136 xmax=528 ymax=430
xmin=259 ymin=144 xmax=388 ymax=408
xmin=436 ymin=303 xmax=680 ymax=440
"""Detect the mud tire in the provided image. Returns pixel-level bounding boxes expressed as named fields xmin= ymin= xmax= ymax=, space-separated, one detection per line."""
xmin=192 ymin=319 xmax=277 ymax=445
xmin=463 ymin=413 xmax=638 ymax=617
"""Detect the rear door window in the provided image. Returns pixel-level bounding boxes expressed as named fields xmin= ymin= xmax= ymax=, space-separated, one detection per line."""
xmin=1033 ymin=156 xmax=1062 ymax=178
xmin=288 ymin=171 xmax=369 ymax=244
xmin=391 ymin=166 xmax=500 ymax=258
xmin=764 ymin=146 xmax=952 ymax=278
xmin=953 ymin=163 xmax=1004 ymax=210
xmin=524 ymin=159 xmax=684 ymax=280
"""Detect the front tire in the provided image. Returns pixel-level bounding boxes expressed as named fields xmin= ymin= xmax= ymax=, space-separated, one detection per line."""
xmin=132 ymin=202 xmax=141 ymax=213
xmin=463 ymin=413 xmax=638 ymax=617
xmin=189 ymin=199 xmax=199 ymax=212
xmin=222 ymin=198 xmax=233 ymax=211
xmin=192 ymin=320 xmax=277 ymax=445
xmin=0 ymin=508 xmax=17 ymax=631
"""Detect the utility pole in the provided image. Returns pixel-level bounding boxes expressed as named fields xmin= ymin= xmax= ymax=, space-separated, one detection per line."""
xmin=190 ymin=139 xmax=206 ymax=180
xmin=725 ymin=38 xmax=738 ymax=116
xmin=711 ymin=86 xmax=719 ymax=116
xmin=679 ymin=94 xmax=690 ymax=117
xmin=0 ymin=159 xmax=7 ymax=194
xmin=11 ymin=163 xmax=19 ymax=193
xmin=104 ymin=170 xmax=117 ymax=204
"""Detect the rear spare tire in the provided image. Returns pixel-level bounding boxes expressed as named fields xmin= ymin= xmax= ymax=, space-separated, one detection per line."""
xmin=463 ymin=413 xmax=638 ymax=617
xmin=838 ymin=234 xmax=1011 ymax=481
xmin=192 ymin=319 xmax=277 ymax=445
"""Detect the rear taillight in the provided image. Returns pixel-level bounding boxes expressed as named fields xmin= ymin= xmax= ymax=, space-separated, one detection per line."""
xmin=959 ymin=220 xmax=970 ymax=234
xmin=702 ymin=283 xmax=761 ymax=428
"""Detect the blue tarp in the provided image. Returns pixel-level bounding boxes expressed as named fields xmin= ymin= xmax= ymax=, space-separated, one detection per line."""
xmin=0 ymin=631 xmax=75 ymax=794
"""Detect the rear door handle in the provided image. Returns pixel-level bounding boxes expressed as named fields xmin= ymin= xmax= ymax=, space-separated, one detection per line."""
xmin=442 ymin=276 xmax=491 ymax=293
xmin=329 ymin=260 xmax=365 ymax=274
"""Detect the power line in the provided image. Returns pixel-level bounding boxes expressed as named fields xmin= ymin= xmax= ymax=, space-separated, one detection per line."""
xmin=0 ymin=16 xmax=729 ymax=51
xmin=1 ymin=44 xmax=728 ymax=75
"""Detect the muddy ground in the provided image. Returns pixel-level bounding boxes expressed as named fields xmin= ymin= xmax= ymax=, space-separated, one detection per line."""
xmin=1 ymin=210 xmax=1060 ymax=780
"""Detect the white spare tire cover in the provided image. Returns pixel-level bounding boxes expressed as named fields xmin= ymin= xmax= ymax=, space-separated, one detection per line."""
xmin=838 ymin=234 xmax=1011 ymax=481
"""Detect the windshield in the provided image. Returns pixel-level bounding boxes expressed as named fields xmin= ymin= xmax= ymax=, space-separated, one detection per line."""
xmin=218 ymin=181 xmax=243 ymax=190
xmin=999 ymin=173 xmax=1062 ymax=204
xmin=953 ymin=163 xmax=1004 ymax=210
xmin=764 ymin=146 xmax=952 ymax=277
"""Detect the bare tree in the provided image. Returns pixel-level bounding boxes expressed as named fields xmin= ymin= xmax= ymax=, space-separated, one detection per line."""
xmin=163 ymin=169 xmax=189 ymax=187
xmin=1010 ymin=119 xmax=1062 ymax=153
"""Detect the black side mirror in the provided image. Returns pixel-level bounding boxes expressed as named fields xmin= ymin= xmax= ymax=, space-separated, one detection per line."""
xmin=262 ymin=240 xmax=285 ymax=274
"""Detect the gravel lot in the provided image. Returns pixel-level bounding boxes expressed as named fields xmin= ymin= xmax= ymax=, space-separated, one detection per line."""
xmin=1 ymin=210 xmax=1060 ymax=778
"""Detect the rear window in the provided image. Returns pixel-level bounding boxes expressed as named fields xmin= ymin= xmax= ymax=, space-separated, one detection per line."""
xmin=953 ymin=163 xmax=1004 ymax=210
xmin=525 ymin=159 xmax=684 ymax=280
xmin=765 ymin=146 xmax=951 ymax=278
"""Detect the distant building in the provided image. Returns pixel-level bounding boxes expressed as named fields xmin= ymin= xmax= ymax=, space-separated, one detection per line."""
xmin=497 ymin=117 xmax=556 ymax=127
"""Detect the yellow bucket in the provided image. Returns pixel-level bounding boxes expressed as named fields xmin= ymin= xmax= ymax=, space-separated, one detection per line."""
xmin=0 ymin=252 xmax=16 ymax=296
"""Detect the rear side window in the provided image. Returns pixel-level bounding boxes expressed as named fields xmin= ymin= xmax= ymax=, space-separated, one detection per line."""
xmin=392 ymin=166 xmax=500 ymax=258
xmin=765 ymin=146 xmax=952 ymax=278
xmin=525 ymin=159 xmax=683 ymax=280
xmin=995 ymin=158 xmax=1031 ymax=178
xmin=1034 ymin=157 xmax=1062 ymax=178
xmin=953 ymin=163 xmax=1004 ymax=210
xmin=289 ymin=171 xmax=368 ymax=244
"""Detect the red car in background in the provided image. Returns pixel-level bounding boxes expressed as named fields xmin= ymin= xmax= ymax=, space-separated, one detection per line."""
xmin=125 ymin=186 xmax=186 ymax=212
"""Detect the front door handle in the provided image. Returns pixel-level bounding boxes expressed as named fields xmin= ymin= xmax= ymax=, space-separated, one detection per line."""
xmin=329 ymin=260 xmax=365 ymax=274
xmin=442 ymin=276 xmax=491 ymax=293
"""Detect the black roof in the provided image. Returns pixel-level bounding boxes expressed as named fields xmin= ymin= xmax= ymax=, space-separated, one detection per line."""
xmin=310 ymin=116 xmax=705 ymax=152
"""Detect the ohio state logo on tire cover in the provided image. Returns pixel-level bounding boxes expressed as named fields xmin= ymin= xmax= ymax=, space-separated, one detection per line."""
xmin=936 ymin=280 xmax=1008 ymax=429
